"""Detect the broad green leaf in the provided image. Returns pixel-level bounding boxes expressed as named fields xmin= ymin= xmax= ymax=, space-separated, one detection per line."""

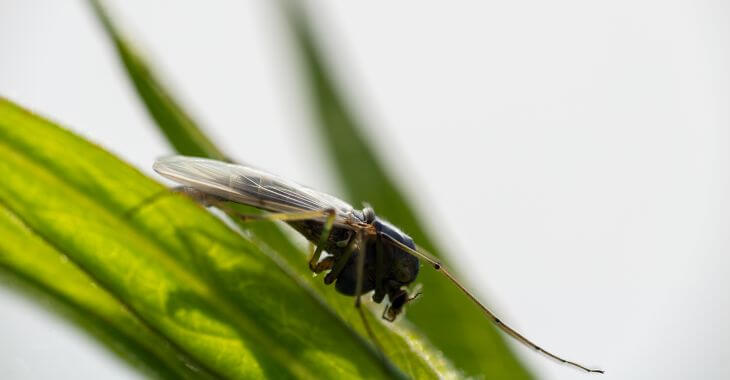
xmin=280 ymin=3 xmax=532 ymax=378
xmin=88 ymin=2 xmax=455 ymax=379
xmin=0 ymin=205 xmax=215 ymax=380
xmin=0 ymin=98 xmax=409 ymax=379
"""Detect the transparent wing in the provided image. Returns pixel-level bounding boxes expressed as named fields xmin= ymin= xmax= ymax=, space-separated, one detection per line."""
xmin=153 ymin=156 xmax=357 ymax=223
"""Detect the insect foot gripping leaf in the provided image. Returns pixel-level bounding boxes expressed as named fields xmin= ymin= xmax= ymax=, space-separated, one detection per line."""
xmin=0 ymin=97 xmax=433 ymax=379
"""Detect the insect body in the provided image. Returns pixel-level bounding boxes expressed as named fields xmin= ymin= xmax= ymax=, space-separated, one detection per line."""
xmin=287 ymin=215 xmax=420 ymax=321
xmin=153 ymin=155 xmax=603 ymax=374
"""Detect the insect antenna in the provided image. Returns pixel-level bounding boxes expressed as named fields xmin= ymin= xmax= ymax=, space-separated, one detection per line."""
xmin=379 ymin=234 xmax=604 ymax=374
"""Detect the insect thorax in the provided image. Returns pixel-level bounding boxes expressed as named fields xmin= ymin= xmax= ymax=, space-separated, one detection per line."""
xmin=287 ymin=216 xmax=420 ymax=302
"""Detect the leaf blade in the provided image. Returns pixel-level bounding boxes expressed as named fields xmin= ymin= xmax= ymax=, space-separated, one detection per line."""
xmin=0 ymin=204 xmax=212 ymax=380
xmin=0 ymin=98 xmax=406 ymax=379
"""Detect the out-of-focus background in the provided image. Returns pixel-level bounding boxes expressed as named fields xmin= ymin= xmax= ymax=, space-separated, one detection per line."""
xmin=1 ymin=1 xmax=729 ymax=379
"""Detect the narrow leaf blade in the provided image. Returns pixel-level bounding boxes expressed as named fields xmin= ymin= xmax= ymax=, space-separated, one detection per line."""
xmin=88 ymin=0 xmax=227 ymax=161
xmin=281 ymin=3 xmax=532 ymax=378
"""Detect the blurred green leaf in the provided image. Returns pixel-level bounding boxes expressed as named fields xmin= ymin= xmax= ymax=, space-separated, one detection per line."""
xmin=0 ymin=98 xmax=414 ymax=379
xmin=281 ymin=2 xmax=532 ymax=378
xmin=89 ymin=2 xmax=452 ymax=378
xmin=88 ymin=0 xmax=226 ymax=161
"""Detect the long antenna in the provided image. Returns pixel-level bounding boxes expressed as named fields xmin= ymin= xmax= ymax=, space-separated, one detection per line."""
xmin=380 ymin=234 xmax=604 ymax=374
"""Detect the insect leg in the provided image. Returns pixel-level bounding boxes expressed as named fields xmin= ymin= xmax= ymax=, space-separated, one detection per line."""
xmin=174 ymin=186 xmax=340 ymax=272
xmin=308 ymin=209 xmax=335 ymax=272
xmin=379 ymin=233 xmax=604 ymax=374
xmin=353 ymin=231 xmax=384 ymax=355
xmin=322 ymin=238 xmax=357 ymax=285
xmin=224 ymin=207 xmax=336 ymax=224
xmin=372 ymin=238 xmax=386 ymax=303
xmin=211 ymin=200 xmax=337 ymax=271
xmin=311 ymin=256 xmax=335 ymax=274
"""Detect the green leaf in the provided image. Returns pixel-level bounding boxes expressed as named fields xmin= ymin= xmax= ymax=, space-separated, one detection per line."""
xmin=85 ymin=2 xmax=455 ymax=378
xmin=0 ymin=98 xmax=411 ymax=379
xmin=0 ymin=205 xmax=214 ymax=380
xmin=280 ymin=3 xmax=532 ymax=379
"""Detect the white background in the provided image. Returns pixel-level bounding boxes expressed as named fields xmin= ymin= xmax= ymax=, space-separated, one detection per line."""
xmin=1 ymin=1 xmax=729 ymax=379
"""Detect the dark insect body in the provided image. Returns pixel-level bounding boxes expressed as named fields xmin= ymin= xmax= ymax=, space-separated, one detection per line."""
xmin=153 ymin=155 xmax=604 ymax=374
xmin=288 ymin=216 xmax=420 ymax=320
